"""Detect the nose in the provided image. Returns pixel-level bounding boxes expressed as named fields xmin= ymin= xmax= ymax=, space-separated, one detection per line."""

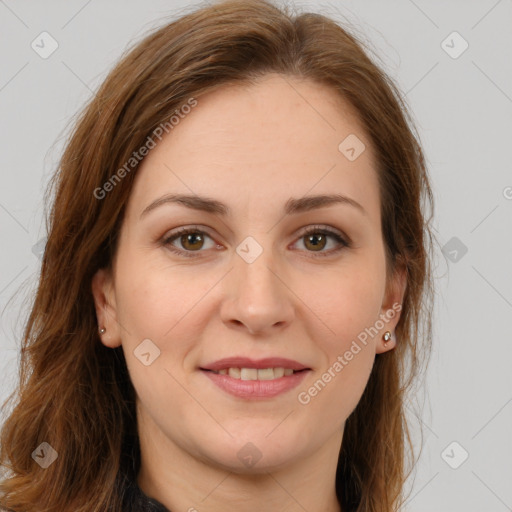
xmin=220 ymin=246 xmax=295 ymax=336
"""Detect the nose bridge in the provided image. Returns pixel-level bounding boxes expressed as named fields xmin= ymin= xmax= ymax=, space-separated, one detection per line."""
xmin=221 ymin=235 xmax=294 ymax=334
xmin=237 ymin=246 xmax=280 ymax=298
xmin=235 ymin=236 xmax=285 ymax=305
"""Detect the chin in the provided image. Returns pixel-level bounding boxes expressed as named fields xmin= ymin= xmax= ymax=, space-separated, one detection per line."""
xmin=204 ymin=446 xmax=303 ymax=475
xmin=192 ymin=425 xmax=307 ymax=474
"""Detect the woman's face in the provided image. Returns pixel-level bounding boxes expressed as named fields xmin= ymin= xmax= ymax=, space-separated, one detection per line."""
xmin=93 ymin=73 xmax=405 ymax=474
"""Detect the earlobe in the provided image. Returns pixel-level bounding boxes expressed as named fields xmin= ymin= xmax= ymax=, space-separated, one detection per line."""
xmin=375 ymin=330 xmax=391 ymax=354
xmin=91 ymin=268 xmax=122 ymax=348
xmin=376 ymin=330 xmax=396 ymax=354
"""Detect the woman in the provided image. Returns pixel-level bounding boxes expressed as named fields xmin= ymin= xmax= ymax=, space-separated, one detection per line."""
xmin=0 ymin=0 xmax=436 ymax=510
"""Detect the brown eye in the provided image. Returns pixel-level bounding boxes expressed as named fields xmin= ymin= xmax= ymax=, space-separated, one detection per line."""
xmin=293 ymin=226 xmax=350 ymax=258
xmin=162 ymin=227 xmax=217 ymax=257
xmin=303 ymin=232 xmax=327 ymax=252
xmin=179 ymin=232 xmax=205 ymax=251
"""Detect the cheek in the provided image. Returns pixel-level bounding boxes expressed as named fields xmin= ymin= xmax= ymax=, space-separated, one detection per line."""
xmin=303 ymin=257 xmax=385 ymax=349
xmin=113 ymin=256 xmax=203 ymax=413
xmin=298 ymin=345 xmax=375 ymax=436
xmin=298 ymin=287 xmax=379 ymax=428
xmin=113 ymin=251 xmax=222 ymax=380
xmin=293 ymin=260 xmax=383 ymax=421
xmin=114 ymin=251 xmax=205 ymax=338
xmin=116 ymin=276 xmax=172 ymax=338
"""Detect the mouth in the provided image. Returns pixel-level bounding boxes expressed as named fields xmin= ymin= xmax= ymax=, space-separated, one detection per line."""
xmin=199 ymin=357 xmax=311 ymax=399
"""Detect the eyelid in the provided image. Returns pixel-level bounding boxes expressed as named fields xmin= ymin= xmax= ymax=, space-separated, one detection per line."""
xmin=160 ymin=225 xmax=220 ymax=258
xmin=161 ymin=224 xmax=350 ymax=258
xmin=295 ymin=224 xmax=350 ymax=245
xmin=291 ymin=225 xmax=350 ymax=258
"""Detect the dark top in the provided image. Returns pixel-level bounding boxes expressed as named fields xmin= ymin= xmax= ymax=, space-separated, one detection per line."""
xmin=122 ymin=476 xmax=170 ymax=512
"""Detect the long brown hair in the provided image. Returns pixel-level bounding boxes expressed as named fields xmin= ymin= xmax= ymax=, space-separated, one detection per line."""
xmin=0 ymin=0 xmax=436 ymax=510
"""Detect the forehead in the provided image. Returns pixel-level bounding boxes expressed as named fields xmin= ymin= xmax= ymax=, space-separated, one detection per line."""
xmin=127 ymin=73 xmax=380 ymax=224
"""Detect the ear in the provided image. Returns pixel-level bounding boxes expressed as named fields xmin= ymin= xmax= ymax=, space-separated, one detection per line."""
xmin=375 ymin=258 xmax=407 ymax=355
xmin=91 ymin=268 xmax=122 ymax=348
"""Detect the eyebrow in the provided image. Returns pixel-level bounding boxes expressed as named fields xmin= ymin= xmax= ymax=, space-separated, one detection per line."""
xmin=140 ymin=192 xmax=366 ymax=219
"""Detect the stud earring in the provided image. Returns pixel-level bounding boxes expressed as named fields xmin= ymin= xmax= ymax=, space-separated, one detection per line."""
xmin=383 ymin=331 xmax=392 ymax=347
xmin=99 ymin=327 xmax=106 ymax=335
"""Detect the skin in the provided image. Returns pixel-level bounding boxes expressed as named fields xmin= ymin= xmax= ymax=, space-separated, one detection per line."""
xmin=92 ymin=73 xmax=406 ymax=512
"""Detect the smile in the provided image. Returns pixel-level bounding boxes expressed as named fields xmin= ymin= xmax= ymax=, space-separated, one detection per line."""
xmin=201 ymin=367 xmax=310 ymax=399
xmin=210 ymin=367 xmax=302 ymax=380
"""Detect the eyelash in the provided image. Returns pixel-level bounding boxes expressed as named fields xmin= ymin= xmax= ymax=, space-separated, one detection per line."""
xmin=161 ymin=225 xmax=350 ymax=259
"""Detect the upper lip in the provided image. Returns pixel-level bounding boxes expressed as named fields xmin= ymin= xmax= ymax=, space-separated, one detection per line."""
xmin=200 ymin=357 xmax=310 ymax=372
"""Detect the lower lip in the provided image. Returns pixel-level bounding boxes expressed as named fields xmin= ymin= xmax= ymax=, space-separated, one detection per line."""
xmin=201 ymin=369 xmax=310 ymax=399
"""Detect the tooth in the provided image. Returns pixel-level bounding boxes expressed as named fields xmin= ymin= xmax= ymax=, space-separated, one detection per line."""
xmin=273 ymin=367 xmax=285 ymax=378
xmin=257 ymin=368 xmax=275 ymax=380
xmin=241 ymin=368 xmax=258 ymax=380
xmin=222 ymin=367 xmax=297 ymax=380
xmin=228 ymin=367 xmax=241 ymax=379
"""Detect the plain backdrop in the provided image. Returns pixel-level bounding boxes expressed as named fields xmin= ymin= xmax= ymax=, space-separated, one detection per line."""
xmin=0 ymin=1 xmax=511 ymax=511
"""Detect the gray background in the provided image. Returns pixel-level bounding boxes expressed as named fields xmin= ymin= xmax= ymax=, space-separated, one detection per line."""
xmin=0 ymin=0 xmax=511 ymax=510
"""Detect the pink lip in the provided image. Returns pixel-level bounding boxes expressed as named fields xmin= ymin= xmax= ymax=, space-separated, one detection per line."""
xmin=200 ymin=357 xmax=309 ymax=372
xmin=202 ymin=368 xmax=310 ymax=399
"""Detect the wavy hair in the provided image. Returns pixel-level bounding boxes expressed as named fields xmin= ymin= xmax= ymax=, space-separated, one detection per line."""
xmin=0 ymin=0 xmax=436 ymax=510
